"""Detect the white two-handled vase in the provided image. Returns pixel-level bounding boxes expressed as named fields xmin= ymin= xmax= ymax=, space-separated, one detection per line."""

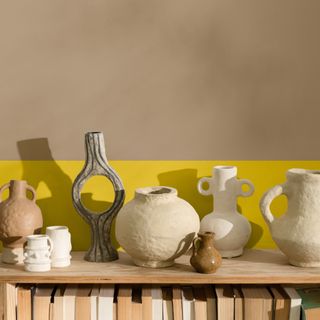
xmin=198 ymin=166 xmax=254 ymax=258
xmin=23 ymin=234 xmax=53 ymax=272
xmin=46 ymin=226 xmax=72 ymax=268
xmin=260 ymin=168 xmax=320 ymax=267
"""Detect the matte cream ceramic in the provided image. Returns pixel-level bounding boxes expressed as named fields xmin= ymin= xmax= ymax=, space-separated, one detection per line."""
xmin=115 ymin=186 xmax=200 ymax=268
xmin=46 ymin=226 xmax=72 ymax=268
xmin=198 ymin=166 xmax=254 ymax=258
xmin=260 ymin=168 xmax=320 ymax=267
xmin=23 ymin=234 xmax=53 ymax=272
xmin=0 ymin=180 xmax=43 ymax=264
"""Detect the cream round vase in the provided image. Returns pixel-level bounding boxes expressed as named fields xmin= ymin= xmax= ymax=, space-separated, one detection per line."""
xmin=115 ymin=187 xmax=200 ymax=268
xmin=260 ymin=168 xmax=320 ymax=267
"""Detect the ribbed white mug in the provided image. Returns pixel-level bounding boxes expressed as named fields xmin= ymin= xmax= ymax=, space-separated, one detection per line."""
xmin=23 ymin=234 xmax=53 ymax=272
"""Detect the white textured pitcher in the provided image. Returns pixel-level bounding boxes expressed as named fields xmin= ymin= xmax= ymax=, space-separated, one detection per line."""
xmin=260 ymin=168 xmax=320 ymax=267
xmin=198 ymin=166 xmax=254 ymax=258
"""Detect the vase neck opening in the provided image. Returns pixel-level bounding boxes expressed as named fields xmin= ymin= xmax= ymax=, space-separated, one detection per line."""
xmin=9 ymin=180 xmax=27 ymax=199
xmin=84 ymin=132 xmax=108 ymax=165
xmin=287 ymin=168 xmax=320 ymax=183
xmin=135 ymin=186 xmax=177 ymax=201
xmin=198 ymin=232 xmax=214 ymax=244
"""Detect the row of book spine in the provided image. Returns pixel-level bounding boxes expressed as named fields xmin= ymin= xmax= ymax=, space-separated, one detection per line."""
xmin=14 ymin=283 xmax=319 ymax=320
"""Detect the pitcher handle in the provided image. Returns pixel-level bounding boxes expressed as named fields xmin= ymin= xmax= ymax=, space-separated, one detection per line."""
xmin=0 ymin=183 xmax=10 ymax=203
xmin=192 ymin=236 xmax=201 ymax=256
xmin=237 ymin=179 xmax=255 ymax=197
xmin=26 ymin=184 xmax=37 ymax=202
xmin=197 ymin=177 xmax=212 ymax=196
xmin=260 ymin=184 xmax=285 ymax=226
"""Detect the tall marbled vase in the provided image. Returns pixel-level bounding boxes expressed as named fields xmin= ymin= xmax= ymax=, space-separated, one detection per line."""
xmin=72 ymin=132 xmax=125 ymax=262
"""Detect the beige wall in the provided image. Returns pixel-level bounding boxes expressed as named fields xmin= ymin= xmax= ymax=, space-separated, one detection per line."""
xmin=0 ymin=0 xmax=320 ymax=160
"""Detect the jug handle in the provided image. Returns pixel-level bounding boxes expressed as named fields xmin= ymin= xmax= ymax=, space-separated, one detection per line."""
xmin=0 ymin=183 xmax=10 ymax=203
xmin=26 ymin=185 xmax=37 ymax=202
xmin=237 ymin=179 xmax=255 ymax=197
xmin=192 ymin=237 xmax=201 ymax=256
xmin=260 ymin=184 xmax=285 ymax=226
xmin=197 ymin=177 xmax=212 ymax=196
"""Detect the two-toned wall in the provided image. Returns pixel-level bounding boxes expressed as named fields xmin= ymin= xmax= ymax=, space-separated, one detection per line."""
xmin=1 ymin=1 xmax=320 ymax=250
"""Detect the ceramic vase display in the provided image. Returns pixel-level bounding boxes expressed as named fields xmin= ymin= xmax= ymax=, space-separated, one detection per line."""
xmin=0 ymin=180 xmax=43 ymax=264
xmin=115 ymin=186 xmax=200 ymax=268
xmin=190 ymin=232 xmax=222 ymax=274
xmin=198 ymin=166 xmax=254 ymax=258
xmin=23 ymin=234 xmax=53 ymax=272
xmin=72 ymin=132 xmax=125 ymax=262
xmin=46 ymin=226 xmax=72 ymax=267
xmin=260 ymin=168 xmax=320 ymax=267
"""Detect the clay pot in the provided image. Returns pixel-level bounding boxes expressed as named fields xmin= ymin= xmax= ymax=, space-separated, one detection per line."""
xmin=190 ymin=232 xmax=222 ymax=274
xmin=116 ymin=186 xmax=200 ymax=268
xmin=0 ymin=180 xmax=43 ymax=264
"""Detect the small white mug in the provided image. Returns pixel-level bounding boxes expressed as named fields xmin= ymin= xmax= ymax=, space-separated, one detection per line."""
xmin=24 ymin=234 xmax=53 ymax=272
xmin=46 ymin=226 xmax=72 ymax=268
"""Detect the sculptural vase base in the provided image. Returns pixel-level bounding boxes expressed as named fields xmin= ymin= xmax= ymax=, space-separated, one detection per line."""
xmin=289 ymin=259 xmax=320 ymax=268
xmin=2 ymin=247 xmax=24 ymax=264
xmin=133 ymin=259 xmax=174 ymax=268
xmin=220 ymin=248 xmax=243 ymax=258
xmin=84 ymin=250 xmax=118 ymax=263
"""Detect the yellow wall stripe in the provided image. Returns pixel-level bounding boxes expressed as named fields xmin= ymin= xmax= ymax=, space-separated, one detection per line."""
xmin=0 ymin=160 xmax=319 ymax=251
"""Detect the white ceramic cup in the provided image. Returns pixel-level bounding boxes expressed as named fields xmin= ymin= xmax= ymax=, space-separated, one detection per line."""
xmin=23 ymin=234 xmax=53 ymax=272
xmin=46 ymin=226 xmax=72 ymax=268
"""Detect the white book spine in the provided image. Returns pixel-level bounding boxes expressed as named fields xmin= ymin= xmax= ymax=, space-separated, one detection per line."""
xmin=283 ymin=287 xmax=302 ymax=320
xmin=182 ymin=288 xmax=195 ymax=320
xmin=152 ymin=287 xmax=163 ymax=320
xmin=98 ymin=286 xmax=114 ymax=320
xmin=63 ymin=296 xmax=75 ymax=320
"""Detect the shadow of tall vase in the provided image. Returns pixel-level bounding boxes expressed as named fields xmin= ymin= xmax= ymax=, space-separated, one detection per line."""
xmin=17 ymin=138 xmax=90 ymax=250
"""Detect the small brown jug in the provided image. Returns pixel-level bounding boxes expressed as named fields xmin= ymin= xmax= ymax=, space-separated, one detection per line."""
xmin=190 ymin=232 xmax=222 ymax=274
xmin=0 ymin=180 xmax=43 ymax=264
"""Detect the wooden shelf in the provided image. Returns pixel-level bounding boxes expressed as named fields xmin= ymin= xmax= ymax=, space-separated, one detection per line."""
xmin=0 ymin=249 xmax=320 ymax=284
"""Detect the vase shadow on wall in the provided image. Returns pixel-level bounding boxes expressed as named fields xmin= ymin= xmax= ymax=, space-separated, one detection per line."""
xmin=157 ymin=169 xmax=263 ymax=249
xmin=158 ymin=169 xmax=212 ymax=219
xmin=16 ymin=138 xmax=119 ymax=251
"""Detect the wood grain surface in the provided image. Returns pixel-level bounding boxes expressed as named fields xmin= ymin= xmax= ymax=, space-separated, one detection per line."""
xmin=0 ymin=250 xmax=320 ymax=284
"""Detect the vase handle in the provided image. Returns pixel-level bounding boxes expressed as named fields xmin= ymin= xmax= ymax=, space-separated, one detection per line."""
xmin=237 ymin=179 xmax=255 ymax=197
xmin=260 ymin=184 xmax=285 ymax=227
xmin=197 ymin=177 xmax=212 ymax=196
xmin=0 ymin=183 xmax=10 ymax=203
xmin=26 ymin=185 xmax=37 ymax=202
xmin=192 ymin=237 xmax=201 ymax=256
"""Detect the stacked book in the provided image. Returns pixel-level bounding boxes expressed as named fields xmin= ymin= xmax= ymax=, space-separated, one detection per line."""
xmin=14 ymin=284 xmax=320 ymax=320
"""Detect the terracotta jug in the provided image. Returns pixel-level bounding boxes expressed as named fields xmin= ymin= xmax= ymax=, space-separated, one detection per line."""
xmin=0 ymin=180 xmax=43 ymax=264
xmin=260 ymin=168 xmax=320 ymax=267
xmin=190 ymin=232 xmax=222 ymax=274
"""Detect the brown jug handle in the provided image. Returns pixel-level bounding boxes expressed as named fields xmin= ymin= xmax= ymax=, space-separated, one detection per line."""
xmin=0 ymin=183 xmax=10 ymax=203
xmin=26 ymin=185 xmax=37 ymax=202
xmin=192 ymin=236 xmax=201 ymax=256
